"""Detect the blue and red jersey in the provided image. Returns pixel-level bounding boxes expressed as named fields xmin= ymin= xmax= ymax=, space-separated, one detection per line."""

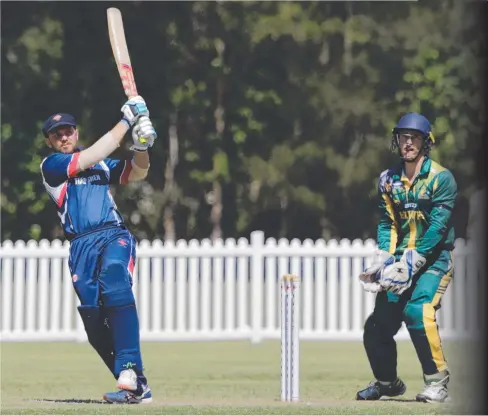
xmin=40 ymin=148 xmax=133 ymax=240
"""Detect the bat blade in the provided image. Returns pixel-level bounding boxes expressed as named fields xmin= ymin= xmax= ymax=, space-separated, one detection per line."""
xmin=107 ymin=7 xmax=138 ymax=98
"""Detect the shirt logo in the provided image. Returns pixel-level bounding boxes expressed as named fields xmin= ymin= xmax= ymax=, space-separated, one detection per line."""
xmin=118 ymin=239 xmax=128 ymax=247
xmin=74 ymin=174 xmax=101 ymax=185
xmin=399 ymin=210 xmax=425 ymax=221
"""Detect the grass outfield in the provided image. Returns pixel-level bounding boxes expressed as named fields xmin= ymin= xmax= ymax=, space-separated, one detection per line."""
xmin=0 ymin=340 xmax=484 ymax=415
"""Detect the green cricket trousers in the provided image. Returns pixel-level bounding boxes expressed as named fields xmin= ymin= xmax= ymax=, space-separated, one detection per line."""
xmin=363 ymin=249 xmax=453 ymax=381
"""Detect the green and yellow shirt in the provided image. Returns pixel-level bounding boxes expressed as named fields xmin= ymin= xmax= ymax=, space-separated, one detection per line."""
xmin=377 ymin=157 xmax=457 ymax=258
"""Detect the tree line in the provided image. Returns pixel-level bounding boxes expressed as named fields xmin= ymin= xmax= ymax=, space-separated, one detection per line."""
xmin=1 ymin=1 xmax=484 ymax=242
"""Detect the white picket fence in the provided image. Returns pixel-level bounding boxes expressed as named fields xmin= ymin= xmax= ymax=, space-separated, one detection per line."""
xmin=0 ymin=231 xmax=483 ymax=343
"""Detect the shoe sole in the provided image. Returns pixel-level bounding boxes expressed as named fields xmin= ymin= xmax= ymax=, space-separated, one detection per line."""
xmin=356 ymin=384 xmax=406 ymax=401
xmin=140 ymin=397 xmax=153 ymax=404
xmin=102 ymin=394 xmax=153 ymax=404
xmin=416 ymin=395 xmax=451 ymax=404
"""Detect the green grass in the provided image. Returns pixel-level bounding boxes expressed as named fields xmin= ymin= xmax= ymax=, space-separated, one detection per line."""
xmin=0 ymin=340 xmax=483 ymax=414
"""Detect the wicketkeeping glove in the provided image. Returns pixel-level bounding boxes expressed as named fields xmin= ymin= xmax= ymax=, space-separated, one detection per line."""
xmin=359 ymin=250 xmax=395 ymax=293
xmin=131 ymin=116 xmax=157 ymax=152
xmin=121 ymin=95 xmax=150 ymax=127
xmin=379 ymin=249 xmax=426 ymax=295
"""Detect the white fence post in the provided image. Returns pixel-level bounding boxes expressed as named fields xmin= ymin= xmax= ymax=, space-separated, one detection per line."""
xmin=326 ymin=239 xmax=339 ymax=334
xmin=2 ymin=241 xmax=14 ymax=334
xmin=250 ymin=231 xmax=265 ymax=343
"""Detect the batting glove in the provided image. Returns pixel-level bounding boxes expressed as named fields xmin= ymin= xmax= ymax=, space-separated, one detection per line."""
xmin=358 ymin=249 xmax=395 ymax=293
xmin=121 ymin=95 xmax=149 ymax=127
xmin=131 ymin=116 xmax=156 ymax=152
xmin=379 ymin=249 xmax=426 ymax=295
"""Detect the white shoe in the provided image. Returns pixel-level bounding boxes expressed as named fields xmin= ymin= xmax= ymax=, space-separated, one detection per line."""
xmin=116 ymin=369 xmax=138 ymax=391
xmin=415 ymin=374 xmax=451 ymax=403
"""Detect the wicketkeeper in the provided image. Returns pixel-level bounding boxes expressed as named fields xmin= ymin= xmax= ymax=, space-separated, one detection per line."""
xmin=356 ymin=112 xmax=457 ymax=403
xmin=40 ymin=96 xmax=156 ymax=404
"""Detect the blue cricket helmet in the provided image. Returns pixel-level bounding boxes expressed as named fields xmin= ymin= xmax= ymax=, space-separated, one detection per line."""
xmin=390 ymin=112 xmax=435 ymax=157
xmin=392 ymin=112 xmax=435 ymax=143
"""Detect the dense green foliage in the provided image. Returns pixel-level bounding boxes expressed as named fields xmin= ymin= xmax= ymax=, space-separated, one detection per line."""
xmin=1 ymin=1 xmax=484 ymax=241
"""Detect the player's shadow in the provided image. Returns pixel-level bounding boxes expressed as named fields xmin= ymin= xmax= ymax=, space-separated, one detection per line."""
xmin=33 ymin=398 xmax=108 ymax=404
xmin=381 ymin=398 xmax=418 ymax=403
xmin=380 ymin=398 xmax=422 ymax=403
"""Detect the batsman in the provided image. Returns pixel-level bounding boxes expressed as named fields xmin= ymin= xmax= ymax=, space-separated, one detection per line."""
xmin=356 ymin=112 xmax=457 ymax=403
xmin=40 ymin=96 xmax=156 ymax=404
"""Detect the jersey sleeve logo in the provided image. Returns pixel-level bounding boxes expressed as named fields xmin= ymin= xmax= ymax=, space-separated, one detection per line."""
xmin=117 ymin=239 xmax=128 ymax=247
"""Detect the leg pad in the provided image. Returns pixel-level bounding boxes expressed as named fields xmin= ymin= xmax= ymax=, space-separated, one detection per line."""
xmin=77 ymin=306 xmax=116 ymax=378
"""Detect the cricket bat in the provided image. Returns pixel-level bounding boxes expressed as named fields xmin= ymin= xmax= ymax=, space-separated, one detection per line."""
xmin=107 ymin=7 xmax=147 ymax=143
